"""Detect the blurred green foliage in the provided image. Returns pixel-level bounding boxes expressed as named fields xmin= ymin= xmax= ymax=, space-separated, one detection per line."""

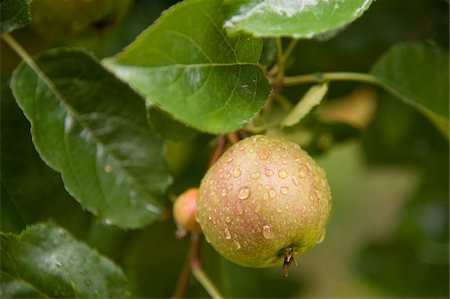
xmin=1 ymin=0 xmax=448 ymax=297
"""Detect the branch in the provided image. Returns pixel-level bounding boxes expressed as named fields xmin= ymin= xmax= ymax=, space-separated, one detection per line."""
xmin=191 ymin=260 xmax=224 ymax=299
xmin=172 ymin=233 xmax=201 ymax=299
xmin=282 ymin=72 xmax=380 ymax=86
xmin=209 ymin=135 xmax=227 ymax=166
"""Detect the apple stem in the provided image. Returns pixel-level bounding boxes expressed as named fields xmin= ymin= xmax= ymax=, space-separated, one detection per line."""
xmin=282 ymin=247 xmax=295 ymax=278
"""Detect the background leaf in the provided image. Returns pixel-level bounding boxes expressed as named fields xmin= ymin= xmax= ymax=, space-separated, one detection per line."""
xmin=10 ymin=49 xmax=172 ymax=229
xmin=1 ymin=75 xmax=91 ymax=236
xmin=281 ymin=83 xmax=328 ymax=127
xmin=0 ymin=0 xmax=31 ymax=33
xmin=371 ymin=42 xmax=449 ymax=138
xmin=147 ymin=103 xmax=199 ymax=141
xmin=224 ymin=0 xmax=373 ymax=38
xmin=1 ymin=223 xmax=128 ymax=298
xmin=105 ymin=0 xmax=271 ymax=134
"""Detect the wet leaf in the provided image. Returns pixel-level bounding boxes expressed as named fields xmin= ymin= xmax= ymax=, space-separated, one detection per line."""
xmin=224 ymin=0 xmax=373 ymax=38
xmin=0 ymin=0 xmax=31 ymax=33
xmin=105 ymin=0 xmax=271 ymax=134
xmin=371 ymin=42 xmax=449 ymax=138
xmin=10 ymin=49 xmax=172 ymax=229
xmin=1 ymin=223 xmax=128 ymax=298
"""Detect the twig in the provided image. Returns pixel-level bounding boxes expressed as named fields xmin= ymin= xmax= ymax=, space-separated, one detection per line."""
xmin=226 ymin=132 xmax=239 ymax=144
xmin=191 ymin=260 xmax=224 ymax=299
xmin=209 ymin=135 xmax=227 ymax=167
xmin=282 ymin=72 xmax=380 ymax=86
xmin=172 ymin=233 xmax=201 ymax=299
xmin=282 ymin=38 xmax=299 ymax=63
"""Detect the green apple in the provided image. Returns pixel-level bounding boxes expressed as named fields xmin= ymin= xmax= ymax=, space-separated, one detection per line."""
xmin=197 ymin=135 xmax=331 ymax=275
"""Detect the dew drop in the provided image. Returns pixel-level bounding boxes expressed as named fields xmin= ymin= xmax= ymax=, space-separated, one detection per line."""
xmin=225 ymin=172 xmax=231 ymax=180
xmin=317 ymin=233 xmax=325 ymax=244
xmin=280 ymin=186 xmax=289 ymax=194
xmin=257 ymin=184 xmax=263 ymax=191
xmin=278 ymin=169 xmax=288 ymax=179
xmin=269 ymin=189 xmax=276 ymax=199
xmin=262 ymin=225 xmax=274 ymax=239
xmin=292 ymin=175 xmax=300 ymax=186
xmin=221 ymin=188 xmax=228 ymax=197
xmin=233 ymin=240 xmax=242 ymax=249
xmin=250 ymin=171 xmax=260 ymax=180
xmin=265 ymin=169 xmax=274 ymax=177
xmin=236 ymin=201 xmax=243 ymax=215
xmin=227 ymin=156 xmax=234 ymax=163
xmin=225 ymin=216 xmax=232 ymax=223
xmin=224 ymin=228 xmax=232 ymax=239
xmin=276 ymin=207 xmax=283 ymax=213
xmin=238 ymin=186 xmax=250 ymax=199
xmin=263 ymin=192 xmax=269 ymax=200
xmin=282 ymin=159 xmax=288 ymax=165
xmin=260 ymin=153 xmax=269 ymax=160
xmin=233 ymin=167 xmax=241 ymax=178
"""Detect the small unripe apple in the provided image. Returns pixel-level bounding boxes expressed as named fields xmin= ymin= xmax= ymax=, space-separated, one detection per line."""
xmin=197 ymin=135 xmax=331 ymax=274
xmin=173 ymin=188 xmax=201 ymax=236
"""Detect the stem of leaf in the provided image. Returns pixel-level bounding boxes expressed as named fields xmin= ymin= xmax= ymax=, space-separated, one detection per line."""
xmin=282 ymin=38 xmax=299 ymax=63
xmin=1 ymin=33 xmax=40 ymax=75
xmin=282 ymin=72 xmax=380 ymax=86
xmin=191 ymin=259 xmax=224 ymax=299
xmin=172 ymin=233 xmax=201 ymax=299
xmin=275 ymin=37 xmax=284 ymax=83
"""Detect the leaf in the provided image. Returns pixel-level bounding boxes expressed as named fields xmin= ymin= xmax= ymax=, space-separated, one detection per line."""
xmin=1 ymin=223 xmax=128 ymax=298
xmin=371 ymin=42 xmax=449 ymax=138
xmin=223 ymin=0 xmax=373 ymax=38
xmin=104 ymin=0 xmax=271 ymax=134
xmin=0 ymin=0 xmax=31 ymax=33
xmin=147 ymin=102 xmax=198 ymax=141
xmin=281 ymin=83 xmax=328 ymax=126
xmin=10 ymin=49 xmax=172 ymax=229
xmin=0 ymin=184 xmax=25 ymax=234
xmin=1 ymin=75 xmax=91 ymax=234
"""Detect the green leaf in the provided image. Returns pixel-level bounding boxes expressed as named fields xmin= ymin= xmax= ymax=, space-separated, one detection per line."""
xmin=1 ymin=75 xmax=91 ymax=234
xmin=371 ymin=42 xmax=449 ymax=138
xmin=147 ymin=102 xmax=198 ymax=141
xmin=1 ymin=223 xmax=128 ymax=298
xmin=104 ymin=0 xmax=271 ymax=134
xmin=224 ymin=0 xmax=373 ymax=38
xmin=281 ymin=83 xmax=328 ymax=127
xmin=10 ymin=49 xmax=172 ymax=229
xmin=0 ymin=0 xmax=31 ymax=33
